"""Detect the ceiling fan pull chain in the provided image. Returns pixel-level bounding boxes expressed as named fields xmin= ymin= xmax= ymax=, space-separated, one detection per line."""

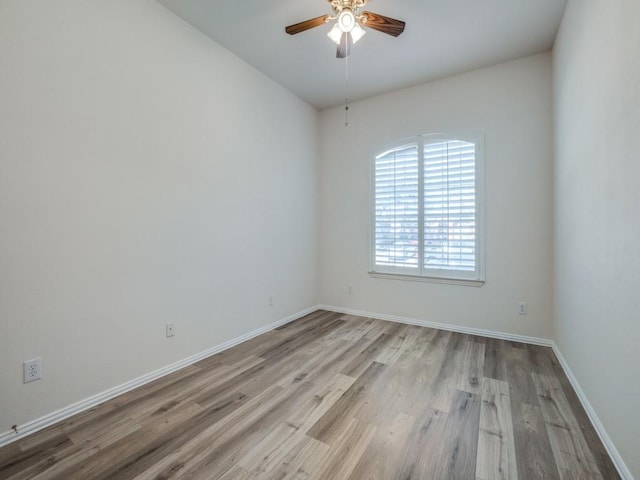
xmin=345 ymin=99 xmax=350 ymax=127
xmin=345 ymin=45 xmax=350 ymax=127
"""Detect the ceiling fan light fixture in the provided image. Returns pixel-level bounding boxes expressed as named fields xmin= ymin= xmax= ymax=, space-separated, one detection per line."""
xmin=350 ymin=22 xmax=366 ymax=44
xmin=337 ymin=10 xmax=355 ymax=32
xmin=286 ymin=1 xmax=406 ymax=57
xmin=327 ymin=23 xmax=343 ymax=45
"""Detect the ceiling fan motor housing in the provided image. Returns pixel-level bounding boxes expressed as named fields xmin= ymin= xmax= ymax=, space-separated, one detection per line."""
xmin=330 ymin=0 xmax=367 ymax=15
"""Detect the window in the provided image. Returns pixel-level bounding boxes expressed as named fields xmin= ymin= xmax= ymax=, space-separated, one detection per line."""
xmin=371 ymin=133 xmax=484 ymax=284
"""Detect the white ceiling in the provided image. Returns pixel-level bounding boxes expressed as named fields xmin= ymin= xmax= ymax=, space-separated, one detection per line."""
xmin=156 ymin=0 xmax=567 ymax=110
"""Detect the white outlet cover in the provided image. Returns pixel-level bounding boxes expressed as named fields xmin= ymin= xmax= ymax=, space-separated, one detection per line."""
xmin=166 ymin=323 xmax=175 ymax=337
xmin=23 ymin=358 xmax=42 ymax=383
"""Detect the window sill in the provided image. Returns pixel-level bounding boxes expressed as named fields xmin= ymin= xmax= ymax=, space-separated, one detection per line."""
xmin=368 ymin=271 xmax=484 ymax=287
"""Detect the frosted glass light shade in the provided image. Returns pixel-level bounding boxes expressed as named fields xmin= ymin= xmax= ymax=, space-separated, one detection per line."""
xmin=327 ymin=24 xmax=343 ymax=45
xmin=328 ymin=21 xmax=366 ymax=46
xmin=350 ymin=23 xmax=366 ymax=44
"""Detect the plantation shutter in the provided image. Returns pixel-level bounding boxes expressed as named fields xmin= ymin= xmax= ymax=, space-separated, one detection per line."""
xmin=374 ymin=143 xmax=419 ymax=270
xmin=423 ymin=140 xmax=476 ymax=271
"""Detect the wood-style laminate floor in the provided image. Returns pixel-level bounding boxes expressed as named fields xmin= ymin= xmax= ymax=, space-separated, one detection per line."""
xmin=0 ymin=311 xmax=620 ymax=479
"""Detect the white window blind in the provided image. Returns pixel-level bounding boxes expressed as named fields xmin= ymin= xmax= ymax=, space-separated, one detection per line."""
xmin=374 ymin=143 xmax=420 ymax=270
xmin=371 ymin=134 xmax=484 ymax=283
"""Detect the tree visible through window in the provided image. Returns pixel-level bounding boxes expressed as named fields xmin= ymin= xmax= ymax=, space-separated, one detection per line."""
xmin=371 ymin=133 xmax=484 ymax=282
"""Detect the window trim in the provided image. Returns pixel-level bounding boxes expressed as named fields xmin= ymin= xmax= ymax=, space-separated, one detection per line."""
xmin=368 ymin=132 xmax=485 ymax=285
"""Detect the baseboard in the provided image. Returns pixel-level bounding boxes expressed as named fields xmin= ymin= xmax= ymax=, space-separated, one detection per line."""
xmin=318 ymin=304 xmax=553 ymax=346
xmin=551 ymin=344 xmax=635 ymax=480
xmin=0 ymin=305 xmax=319 ymax=448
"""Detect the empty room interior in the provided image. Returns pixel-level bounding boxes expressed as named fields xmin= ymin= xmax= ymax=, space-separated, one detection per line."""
xmin=1 ymin=0 xmax=639 ymax=479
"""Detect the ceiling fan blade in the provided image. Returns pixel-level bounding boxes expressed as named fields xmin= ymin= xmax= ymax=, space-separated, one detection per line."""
xmin=285 ymin=15 xmax=331 ymax=35
xmin=336 ymin=32 xmax=352 ymax=58
xmin=361 ymin=11 xmax=406 ymax=37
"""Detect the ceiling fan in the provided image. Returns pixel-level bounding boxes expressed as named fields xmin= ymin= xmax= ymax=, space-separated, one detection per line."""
xmin=285 ymin=0 xmax=406 ymax=58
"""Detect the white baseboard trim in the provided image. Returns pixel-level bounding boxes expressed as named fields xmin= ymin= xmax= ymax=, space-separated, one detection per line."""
xmin=318 ymin=304 xmax=553 ymax=346
xmin=551 ymin=343 xmax=635 ymax=480
xmin=0 ymin=305 xmax=319 ymax=449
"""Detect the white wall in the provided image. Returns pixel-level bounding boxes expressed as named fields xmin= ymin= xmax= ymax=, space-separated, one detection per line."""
xmin=318 ymin=53 xmax=554 ymax=339
xmin=0 ymin=0 xmax=318 ymax=431
xmin=553 ymin=1 xmax=640 ymax=477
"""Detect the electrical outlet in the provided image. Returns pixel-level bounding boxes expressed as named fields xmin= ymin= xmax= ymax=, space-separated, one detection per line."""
xmin=268 ymin=295 xmax=274 ymax=307
xmin=347 ymin=283 xmax=353 ymax=294
xmin=23 ymin=358 xmax=42 ymax=383
xmin=518 ymin=302 xmax=528 ymax=315
xmin=166 ymin=323 xmax=175 ymax=337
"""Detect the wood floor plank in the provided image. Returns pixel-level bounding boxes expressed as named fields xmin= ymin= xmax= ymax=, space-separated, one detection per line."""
xmin=313 ymin=417 xmax=378 ymax=480
xmin=337 ymin=315 xmax=394 ymax=344
xmin=259 ymin=316 xmax=347 ymax=361
xmin=339 ymin=330 xmax=398 ymax=377
xmin=476 ymin=377 xmax=518 ymax=480
xmin=321 ymin=314 xmax=373 ymax=342
xmin=236 ymin=422 xmax=302 ymax=475
xmin=23 ymin=417 xmax=141 ymax=480
xmin=306 ymin=361 xmax=387 ymax=444
xmin=274 ymin=310 xmax=341 ymax=334
xmin=396 ymin=328 xmax=453 ymax=415
xmin=506 ymin=344 xmax=562 ymax=480
xmin=270 ymin=436 xmax=330 ymax=480
xmin=192 ymin=354 xmax=298 ymax=408
xmin=0 ymin=427 xmax=72 ymax=480
xmin=47 ymin=401 xmax=206 ymax=480
xmin=359 ymin=332 xmax=450 ymax=424
xmin=332 ymin=315 xmax=381 ymax=342
xmin=125 ymin=386 xmax=286 ymax=480
xmin=483 ymin=337 xmax=509 ymax=381
xmin=545 ymin=351 xmax=621 ymax=479
xmin=163 ymin=382 xmax=318 ymax=480
xmin=428 ymin=332 xmax=482 ymax=412
xmin=285 ymin=373 xmax=356 ymax=432
xmin=215 ymin=465 xmax=252 ymax=480
xmin=0 ymin=311 xmax=620 ymax=480
xmin=348 ymin=411 xmax=416 ymax=479
xmin=431 ymin=389 xmax=482 ymax=479
xmin=393 ymin=407 xmax=450 ymax=479
xmin=374 ymin=324 xmax=413 ymax=365
xmin=275 ymin=336 xmax=367 ymax=389
xmin=455 ymin=339 xmax=486 ymax=394
xmin=396 ymin=324 xmax=440 ymax=360
xmin=216 ymin=311 xmax=343 ymax=366
xmin=525 ymin=344 xmax=620 ymax=479
xmin=532 ymin=373 xmax=603 ymax=480
xmin=58 ymin=364 xmax=207 ymax=441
